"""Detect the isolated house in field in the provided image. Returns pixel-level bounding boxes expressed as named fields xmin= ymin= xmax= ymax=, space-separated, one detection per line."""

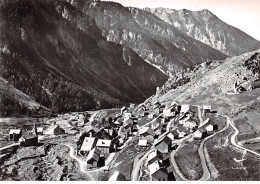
xmin=96 ymin=139 xmax=113 ymax=155
xmin=154 ymin=135 xmax=172 ymax=153
xmin=19 ymin=134 xmax=38 ymax=146
xmin=9 ymin=129 xmax=22 ymax=141
xmin=138 ymin=127 xmax=155 ymax=137
xmin=180 ymin=104 xmax=190 ymax=113
xmin=147 ymin=150 xmax=163 ymax=165
xmin=109 ymin=171 xmax=126 ymax=181
xmin=148 ymin=160 xmax=168 ymax=181
xmin=205 ymin=124 xmax=214 ymax=133
xmin=80 ymin=137 xmax=97 ymax=155
xmin=86 ymin=148 xmax=101 ymax=169
xmin=45 ymin=125 xmax=65 ymax=135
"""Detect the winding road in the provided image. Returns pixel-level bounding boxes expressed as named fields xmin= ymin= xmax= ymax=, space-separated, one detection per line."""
xmin=62 ymin=144 xmax=95 ymax=181
xmin=170 ymin=116 xmax=229 ymax=181
xmin=228 ymin=117 xmax=260 ymax=157
xmin=0 ymin=143 xmax=20 ymax=152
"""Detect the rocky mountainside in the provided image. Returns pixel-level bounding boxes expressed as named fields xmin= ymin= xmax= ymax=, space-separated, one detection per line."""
xmin=147 ymin=49 xmax=260 ymax=114
xmin=70 ymin=0 xmax=228 ymax=75
xmin=0 ymin=0 xmax=167 ymax=116
xmin=145 ymin=8 xmax=260 ymax=56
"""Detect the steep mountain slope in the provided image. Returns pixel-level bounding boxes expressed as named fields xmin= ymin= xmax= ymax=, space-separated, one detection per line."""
xmin=145 ymin=8 xmax=260 ymax=56
xmin=70 ymin=1 xmax=228 ymax=75
xmin=147 ymin=49 xmax=260 ymax=114
xmin=0 ymin=0 xmax=167 ymax=116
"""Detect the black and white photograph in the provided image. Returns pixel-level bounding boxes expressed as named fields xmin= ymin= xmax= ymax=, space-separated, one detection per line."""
xmin=0 ymin=0 xmax=260 ymax=181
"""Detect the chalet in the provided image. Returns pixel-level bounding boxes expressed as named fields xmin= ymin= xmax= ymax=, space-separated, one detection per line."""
xmin=137 ymin=107 xmax=145 ymax=117
xmin=163 ymin=109 xmax=174 ymax=117
xmin=109 ymin=171 xmax=126 ymax=181
xmin=180 ymin=104 xmax=190 ymax=113
xmin=129 ymin=103 xmax=136 ymax=109
xmin=148 ymin=113 xmax=155 ymax=119
xmin=138 ymin=127 xmax=155 ymax=137
xmin=80 ymin=137 xmax=97 ymax=155
xmin=96 ymin=139 xmax=113 ymax=155
xmin=138 ymin=139 xmax=148 ymax=147
xmin=46 ymin=125 xmax=65 ymax=135
xmin=147 ymin=150 xmax=163 ymax=165
xmin=193 ymin=129 xmax=207 ymax=140
xmin=154 ymin=135 xmax=172 ymax=153
xmin=86 ymin=148 xmax=101 ymax=169
xmin=124 ymin=112 xmax=132 ymax=120
xmin=9 ymin=129 xmax=22 ymax=141
xmin=150 ymin=118 xmax=161 ymax=130
xmin=153 ymin=106 xmax=160 ymax=115
xmin=205 ymin=124 xmax=214 ymax=133
xmin=19 ymin=134 xmax=38 ymax=146
xmin=145 ymin=102 xmax=151 ymax=110
xmin=148 ymin=160 xmax=168 ymax=181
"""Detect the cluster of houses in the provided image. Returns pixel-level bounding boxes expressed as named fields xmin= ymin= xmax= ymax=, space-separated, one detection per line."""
xmin=9 ymin=123 xmax=42 ymax=146
xmin=131 ymin=100 xmax=219 ymax=181
xmin=9 ymin=122 xmax=67 ymax=147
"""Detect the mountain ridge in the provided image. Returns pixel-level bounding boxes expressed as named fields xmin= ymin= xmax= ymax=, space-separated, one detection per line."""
xmin=145 ymin=7 xmax=260 ymax=56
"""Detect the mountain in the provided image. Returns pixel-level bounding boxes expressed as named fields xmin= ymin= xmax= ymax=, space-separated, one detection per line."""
xmin=147 ymin=49 xmax=260 ymax=115
xmin=0 ymin=0 xmax=167 ymax=116
xmin=145 ymin=8 xmax=260 ymax=56
xmin=70 ymin=0 xmax=228 ymax=75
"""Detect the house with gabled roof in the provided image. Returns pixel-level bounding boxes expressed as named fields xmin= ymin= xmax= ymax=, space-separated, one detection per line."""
xmin=194 ymin=128 xmax=207 ymax=140
xmin=138 ymin=127 xmax=155 ymax=137
xmin=86 ymin=148 xmax=101 ymax=169
xmin=138 ymin=139 xmax=148 ymax=147
xmin=9 ymin=129 xmax=22 ymax=141
xmin=96 ymin=139 xmax=113 ymax=155
xmin=147 ymin=149 xmax=163 ymax=165
xmin=148 ymin=160 xmax=168 ymax=181
xmin=80 ymin=137 xmax=97 ymax=155
xmin=154 ymin=135 xmax=172 ymax=153
xmin=19 ymin=133 xmax=38 ymax=146
xmin=150 ymin=118 xmax=161 ymax=130
xmin=180 ymin=104 xmax=190 ymax=113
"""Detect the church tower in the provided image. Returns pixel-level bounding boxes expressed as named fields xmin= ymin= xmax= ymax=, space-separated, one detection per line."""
xmin=32 ymin=123 xmax=37 ymax=135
